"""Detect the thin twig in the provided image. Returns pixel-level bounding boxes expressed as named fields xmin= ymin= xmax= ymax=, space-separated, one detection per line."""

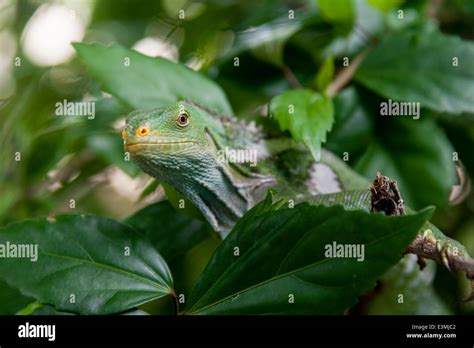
xmin=326 ymin=47 xmax=370 ymax=97
xmin=406 ymin=231 xmax=474 ymax=300
xmin=283 ymin=65 xmax=303 ymax=89
xmin=426 ymin=0 xmax=444 ymax=19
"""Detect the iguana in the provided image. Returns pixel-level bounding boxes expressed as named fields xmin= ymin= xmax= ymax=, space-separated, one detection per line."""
xmin=122 ymin=100 xmax=473 ymax=294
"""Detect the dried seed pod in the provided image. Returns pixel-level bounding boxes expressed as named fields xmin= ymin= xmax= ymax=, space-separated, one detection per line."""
xmin=370 ymin=171 xmax=405 ymax=216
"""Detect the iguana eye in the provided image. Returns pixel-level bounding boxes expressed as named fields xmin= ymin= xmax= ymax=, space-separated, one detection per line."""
xmin=176 ymin=112 xmax=189 ymax=127
xmin=136 ymin=126 xmax=149 ymax=137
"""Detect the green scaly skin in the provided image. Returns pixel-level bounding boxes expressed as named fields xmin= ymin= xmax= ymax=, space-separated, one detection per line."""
xmin=123 ymin=101 xmax=473 ymax=287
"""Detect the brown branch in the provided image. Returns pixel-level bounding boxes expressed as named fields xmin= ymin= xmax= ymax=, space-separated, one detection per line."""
xmin=405 ymin=230 xmax=474 ymax=301
xmin=326 ymin=47 xmax=370 ymax=97
xmin=283 ymin=66 xmax=302 ymax=89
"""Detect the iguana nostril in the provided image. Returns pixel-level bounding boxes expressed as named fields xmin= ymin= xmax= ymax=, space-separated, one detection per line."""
xmin=121 ymin=128 xmax=127 ymax=141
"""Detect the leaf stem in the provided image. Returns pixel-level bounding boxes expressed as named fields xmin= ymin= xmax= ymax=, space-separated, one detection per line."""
xmin=170 ymin=290 xmax=179 ymax=315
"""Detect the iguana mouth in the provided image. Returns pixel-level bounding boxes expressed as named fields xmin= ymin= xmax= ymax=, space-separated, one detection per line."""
xmin=125 ymin=139 xmax=197 ymax=152
xmin=126 ymin=140 xmax=196 ymax=146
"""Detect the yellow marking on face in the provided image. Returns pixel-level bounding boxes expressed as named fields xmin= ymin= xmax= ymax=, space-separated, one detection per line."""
xmin=136 ymin=126 xmax=149 ymax=137
xmin=122 ymin=128 xmax=127 ymax=141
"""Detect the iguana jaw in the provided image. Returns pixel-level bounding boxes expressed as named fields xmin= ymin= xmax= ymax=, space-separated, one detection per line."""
xmin=129 ymin=145 xmax=254 ymax=234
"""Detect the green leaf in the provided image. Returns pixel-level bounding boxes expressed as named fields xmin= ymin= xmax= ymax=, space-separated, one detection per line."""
xmin=0 ymin=280 xmax=34 ymax=314
xmin=248 ymin=21 xmax=302 ymax=67
xmin=87 ymin=131 xmax=140 ymax=177
xmin=355 ymin=118 xmax=456 ymax=209
xmin=86 ymin=96 xmax=130 ymax=129
xmin=31 ymin=305 xmax=75 ymax=315
xmin=270 ymin=89 xmax=334 ymax=161
xmin=322 ymin=0 xmax=385 ymax=58
xmin=124 ymin=200 xmax=212 ymax=262
xmin=302 ymin=191 xmax=474 ymax=282
xmin=325 ymin=87 xmax=373 ymax=157
xmin=315 ymin=55 xmax=335 ymax=93
xmin=323 ymin=0 xmax=386 ymax=58
xmin=318 ymin=0 xmax=354 ymax=24
xmin=186 ymin=201 xmax=433 ymax=314
xmin=138 ymin=179 xmax=161 ymax=201
xmin=224 ymin=15 xmax=305 ymax=67
xmin=0 ymin=185 xmax=21 ymax=226
xmin=74 ymin=42 xmax=233 ymax=115
xmin=24 ymin=97 xmax=128 ymax=183
xmin=121 ymin=308 xmax=150 ymax=315
xmin=25 ymin=125 xmax=85 ymax=181
xmin=0 ymin=215 xmax=173 ymax=314
xmin=355 ymin=30 xmax=474 ymax=114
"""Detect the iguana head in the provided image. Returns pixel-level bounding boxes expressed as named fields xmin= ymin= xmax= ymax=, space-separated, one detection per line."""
xmin=123 ymin=101 xmax=270 ymax=235
xmin=123 ymin=101 xmax=215 ymax=164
